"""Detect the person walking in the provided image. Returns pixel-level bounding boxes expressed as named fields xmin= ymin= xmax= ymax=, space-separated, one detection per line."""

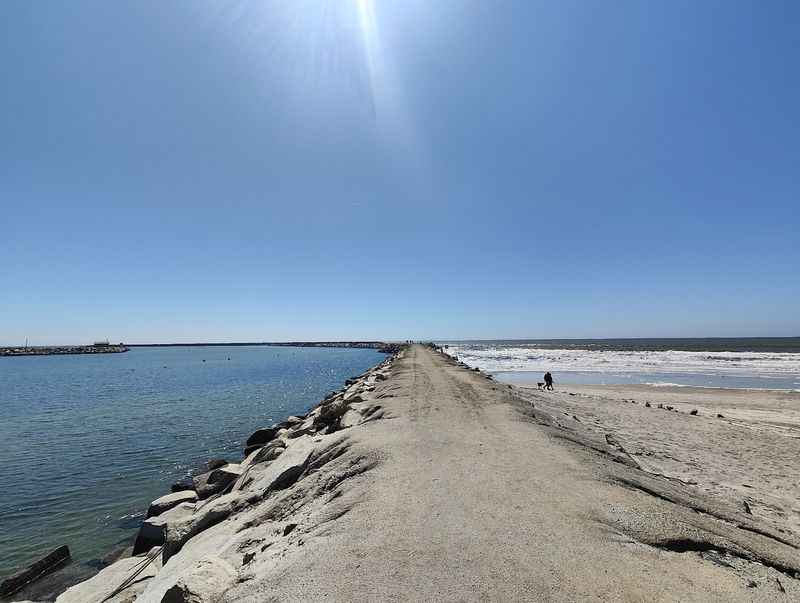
xmin=544 ymin=371 xmax=553 ymax=391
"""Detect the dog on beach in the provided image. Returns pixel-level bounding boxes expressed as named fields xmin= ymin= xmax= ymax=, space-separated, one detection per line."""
xmin=537 ymin=382 xmax=545 ymax=390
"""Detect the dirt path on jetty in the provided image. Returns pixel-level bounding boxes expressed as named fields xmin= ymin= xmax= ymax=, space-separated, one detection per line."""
xmin=52 ymin=345 xmax=800 ymax=602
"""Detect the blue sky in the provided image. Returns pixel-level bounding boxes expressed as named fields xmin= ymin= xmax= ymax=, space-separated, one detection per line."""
xmin=1 ymin=0 xmax=798 ymax=344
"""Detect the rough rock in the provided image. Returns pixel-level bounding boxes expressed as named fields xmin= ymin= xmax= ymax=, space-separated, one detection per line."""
xmin=39 ymin=351 xmax=409 ymax=603
xmin=133 ymin=502 xmax=196 ymax=554
xmin=313 ymin=399 xmax=352 ymax=433
xmin=193 ymin=464 xmax=243 ymax=499
xmin=342 ymin=383 xmax=363 ymax=401
xmin=233 ymin=445 xmax=286 ymax=491
xmin=162 ymin=492 xmax=245 ymax=562
xmin=238 ymin=435 xmax=317 ymax=495
xmin=242 ymin=443 xmax=261 ymax=457
xmin=147 ymin=490 xmax=199 ymax=518
xmin=55 ymin=550 xmax=162 ymax=603
xmin=204 ymin=459 xmax=228 ymax=471
xmin=286 ymin=416 xmax=316 ymax=438
xmin=170 ymin=478 xmax=196 ymax=494
xmin=250 ymin=442 xmax=285 ymax=466
xmin=340 ymin=408 xmax=363 ymax=429
xmin=137 ymin=510 xmax=240 ymax=601
xmin=245 ymin=426 xmax=279 ymax=448
xmin=159 ymin=557 xmax=236 ymax=603
xmin=213 ymin=464 xmax=243 ymax=481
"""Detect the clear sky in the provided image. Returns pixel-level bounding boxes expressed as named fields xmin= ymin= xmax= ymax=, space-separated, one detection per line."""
xmin=1 ymin=0 xmax=798 ymax=344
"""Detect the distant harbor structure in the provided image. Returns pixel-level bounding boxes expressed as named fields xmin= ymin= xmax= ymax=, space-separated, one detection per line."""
xmin=0 ymin=342 xmax=129 ymax=357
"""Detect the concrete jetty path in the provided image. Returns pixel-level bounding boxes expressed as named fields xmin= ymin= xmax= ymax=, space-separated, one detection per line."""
xmin=56 ymin=345 xmax=799 ymax=602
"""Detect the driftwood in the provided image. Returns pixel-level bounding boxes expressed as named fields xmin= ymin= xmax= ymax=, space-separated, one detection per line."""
xmin=0 ymin=545 xmax=71 ymax=597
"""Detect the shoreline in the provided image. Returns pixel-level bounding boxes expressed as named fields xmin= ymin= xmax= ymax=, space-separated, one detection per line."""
xmin=3 ymin=349 xmax=397 ymax=602
xmin=491 ymin=369 xmax=800 ymax=391
xmin=10 ymin=345 xmax=800 ymax=601
xmin=542 ymin=381 xmax=800 ymax=397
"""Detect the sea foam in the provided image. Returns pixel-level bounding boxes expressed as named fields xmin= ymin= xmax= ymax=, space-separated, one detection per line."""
xmin=446 ymin=344 xmax=800 ymax=378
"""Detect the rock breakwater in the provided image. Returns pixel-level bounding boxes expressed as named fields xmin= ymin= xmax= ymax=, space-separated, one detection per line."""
xmin=51 ymin=348 xmax=405 ymax=603
xmin=16 ymin=343 xmax=800 ymax=601
xmin=0 ymin=345 xmax=128 ymax=357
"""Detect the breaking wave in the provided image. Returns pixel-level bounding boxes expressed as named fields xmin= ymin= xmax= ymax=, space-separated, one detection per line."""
xmin=445 ymin=344 xmax=800 ymax=378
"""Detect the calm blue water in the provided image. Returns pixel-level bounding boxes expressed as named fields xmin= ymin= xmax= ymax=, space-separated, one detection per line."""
xmin=0 ymin=345 xmax=385 ymax=579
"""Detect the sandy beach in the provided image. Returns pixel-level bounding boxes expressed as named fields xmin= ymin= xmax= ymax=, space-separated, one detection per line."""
xmin=514 ymin=382 xmax=800 ymax=539
xmin=39 ymin=345 xmax=800 ymax=602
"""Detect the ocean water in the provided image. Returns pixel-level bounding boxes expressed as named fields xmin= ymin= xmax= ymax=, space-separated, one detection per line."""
xmin=443 ymin=338 xmax=800 ymax=390
xmin=0 ymin=345 xmax=385 ymax=580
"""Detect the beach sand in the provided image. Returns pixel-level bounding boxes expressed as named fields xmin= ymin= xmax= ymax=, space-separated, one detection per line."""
xmin=515 ymin=383 xmax=800 ymax=539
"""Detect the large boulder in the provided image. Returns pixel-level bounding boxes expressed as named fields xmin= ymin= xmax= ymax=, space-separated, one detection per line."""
xmin=342 ymin=383 xmax=364 ymax=402
xmin=237 ymin=436 xmax=317 ymax=495
xmin=242 ymin=443 xmax=261 ymax=457
xmin=245 ymin=426 xmax=279 ymax=448
xmin=249 ymin=442 xmax=286 ymax=466
xmin=147 ymin=491 xmax=198 ymax=519
xmin=157 ymin=557 xmax=236 ymax=603
xmin=286 ymin=416 xmax=316 ymax=439
xmin=133 ymin=502 xmax=195 ymax=554
xmin=340 ymin=408 xmax=363 ymax=429
xmin=162 ymin=492 xmax=245 ymax=562
xmin=204 ymin=458 xmax=228 ymax=471
xmin=170 ymin=478 xmax=195 ymax=494
xmin=193 ymin=464 xmax=242 ymax=499
xmin=238 ymin=442 xmax=283 ymax=478
xmin=313 ymin=399 xmax=351 ymax=432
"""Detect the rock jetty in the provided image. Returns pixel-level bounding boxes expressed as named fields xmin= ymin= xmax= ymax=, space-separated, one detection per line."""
xmin=26 ymin=344 xmax=800 ymax=601
xmin=51 ymin=350 xmax=403 ymax=603
xmin=0 ymin=345 xmax=128 ymax=357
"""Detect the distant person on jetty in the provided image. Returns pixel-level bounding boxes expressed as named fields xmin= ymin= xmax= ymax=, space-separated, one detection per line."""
xmin=544 ymin=372 xmax=553 ymax=390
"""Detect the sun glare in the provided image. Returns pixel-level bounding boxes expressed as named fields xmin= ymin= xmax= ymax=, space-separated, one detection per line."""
xmin=356 ymin=0 xmax=376 ymax=35
xmin=355 ymin=0 xmax=379 ymax=113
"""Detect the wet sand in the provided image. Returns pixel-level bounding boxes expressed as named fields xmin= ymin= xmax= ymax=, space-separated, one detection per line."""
xmin=516 ymin=383 xmax=800 ymax=538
